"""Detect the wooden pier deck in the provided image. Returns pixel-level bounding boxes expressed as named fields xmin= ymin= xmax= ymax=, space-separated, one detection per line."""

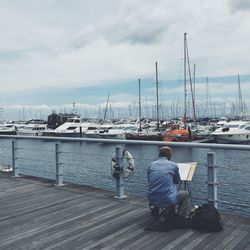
xmin=0 ymin=172 xmax=250 ymax=250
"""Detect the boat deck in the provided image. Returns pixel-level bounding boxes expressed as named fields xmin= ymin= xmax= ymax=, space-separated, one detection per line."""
xmin=0 ymin=171 xmax=250 ymax=250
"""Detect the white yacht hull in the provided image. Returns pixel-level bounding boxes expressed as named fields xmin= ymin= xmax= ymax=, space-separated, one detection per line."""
xmin=85 ymin=132 xmax=126 ymax=140
xmin=213 ymin=133 xmax=250 ymax=143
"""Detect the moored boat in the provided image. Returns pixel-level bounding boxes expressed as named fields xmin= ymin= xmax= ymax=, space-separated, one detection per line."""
xmin=17 ymin=119 xmax=47 ymax=136
xmin=97 ymin=123 xmax=138 ymax=140
xmin=0 ymin=124 xmax=17 ymax=135
xmin=162 ymin=129 xmax=189 ymax=142
xmin=126 ymin=131 xmax=163 ymax=141
xmin=42 ymin=117 xmax=99 ymax=137
xmin=211 ymin=120 xmax=250 ymax=143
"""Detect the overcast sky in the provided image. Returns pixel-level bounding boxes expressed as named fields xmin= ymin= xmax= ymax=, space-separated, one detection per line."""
xmin=0 ymin=0 xmax=250 ymax=119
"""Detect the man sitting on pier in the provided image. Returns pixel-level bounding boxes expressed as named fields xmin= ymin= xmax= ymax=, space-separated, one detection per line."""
xmin=147 ymin=146 xmax=192 ymax=220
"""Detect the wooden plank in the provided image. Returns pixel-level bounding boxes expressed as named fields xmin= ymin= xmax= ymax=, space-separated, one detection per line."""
xmin=160 ymin=230 xmax=195 ymax=250
xmin=140 ymin=229 xmax=189 ymax=250
xmin=234 ymin=234 xmax=250 ymax=249
xmin=0 ymin=175 xmax=250 ymax=250
xmin=0 ymin=198 xmax=96 ymax=236
xmin=198 ymin=224 xmax=237 ymax=250
xmin=213 ymin=225 xmax=249 ymax=250
xmin=179 ymin=233 xmax=211 ymax=250
xmin=0 ymin=202 xmax=121 ymax=249
xmin=43 ymin=208 xmax=147 ymax=250
xmin=83 ymin=223 xmax=140 ymax=249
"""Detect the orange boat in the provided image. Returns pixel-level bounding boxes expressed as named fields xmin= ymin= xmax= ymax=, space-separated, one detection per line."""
xmin=162 ymin=129 xmax=189 ymax=142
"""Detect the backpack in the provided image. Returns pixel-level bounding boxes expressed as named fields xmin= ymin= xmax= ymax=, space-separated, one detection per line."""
xmin=191 ymin=203 xmax=223 ymax=232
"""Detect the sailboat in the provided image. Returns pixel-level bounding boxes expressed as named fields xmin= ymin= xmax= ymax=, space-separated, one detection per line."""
xmin=126 ymin=74 xmax=162 ymax=141
xmin=163 ymin=33 xmax=192 ymax=142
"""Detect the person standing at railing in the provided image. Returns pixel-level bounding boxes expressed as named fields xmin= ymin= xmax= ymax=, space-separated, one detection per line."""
xmin=188 ymin=126 xmax=192 ymax=142
xmin=147 ymin=146 xmax=192 ymax=218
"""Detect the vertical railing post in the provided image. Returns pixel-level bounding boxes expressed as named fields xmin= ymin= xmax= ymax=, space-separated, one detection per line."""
xmin=207 ymin=151 xmax=218 ymax=208
xmin=55 ymin=142 xmax=63 ymax=186
xmin=12 ymin=140 xmax=19 ymax=177
xmin=114 ymin=146 xmax=126 ymax=199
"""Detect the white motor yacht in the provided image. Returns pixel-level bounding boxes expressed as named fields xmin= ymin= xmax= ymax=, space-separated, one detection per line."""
xmin=86 ymin=123 xmax=139 ymax=140
xmin=42 ymin=117 xmax=99 ymax=137
xmin=211 ymin=120 xmax=250 ymax=143
xmin=105 ymin=123 xmax=139 ymax=139
xmin=85 ymin=123 xmax=114 ymax=138
xmin=17 ymin=119 xmax=47 ymax=136
xmin=0 ymin=124 xmax=17 ymax=135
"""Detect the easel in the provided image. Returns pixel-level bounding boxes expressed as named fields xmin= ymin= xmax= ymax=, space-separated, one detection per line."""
xmin=177 ymin=162 xmax=197 ymax=197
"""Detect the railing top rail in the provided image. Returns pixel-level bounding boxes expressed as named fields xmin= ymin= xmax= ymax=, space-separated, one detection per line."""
xmin=1 ymin=135 xmax=250 ymax=151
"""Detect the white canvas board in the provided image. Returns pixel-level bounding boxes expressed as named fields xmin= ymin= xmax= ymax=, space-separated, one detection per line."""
xmin=177 ymin=163 xmax=192 ymax=181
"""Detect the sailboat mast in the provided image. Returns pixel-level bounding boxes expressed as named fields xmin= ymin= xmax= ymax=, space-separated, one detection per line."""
xmin=193 ymin=64 xmax=196 ymax=100
xmin=184 ymin=33 xmax=187 ymax=129
xmin=155 ymin=61 xmax=160 ymax=131
xmin=193 ymin=64 xmax=196 ymax=119
xmin=238 ymin=74 xmax=243 ymax=115
xmin=138 ymin=78 xmax=142 ymax=132
xmin=103 ymin=93 xmax=110 ymax=122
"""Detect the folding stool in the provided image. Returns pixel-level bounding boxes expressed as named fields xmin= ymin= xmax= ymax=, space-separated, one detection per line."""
xmin=144 ymin=204 xmax=176 ymax=231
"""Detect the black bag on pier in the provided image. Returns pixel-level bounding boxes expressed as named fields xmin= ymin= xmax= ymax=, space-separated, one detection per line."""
xmin=191 ymin=203 xmax=223 ymax=232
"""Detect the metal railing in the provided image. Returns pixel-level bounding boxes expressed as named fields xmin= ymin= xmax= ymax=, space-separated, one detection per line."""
xmin=0 ymin=135 xmax=250 ymax=216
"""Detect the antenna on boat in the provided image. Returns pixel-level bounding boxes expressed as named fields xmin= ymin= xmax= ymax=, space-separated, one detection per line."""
xmin=72 ymin=102 xmax=77 ymax=115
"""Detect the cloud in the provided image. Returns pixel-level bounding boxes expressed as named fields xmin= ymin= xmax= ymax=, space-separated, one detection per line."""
xmin=100 ymin=0 xmax=170 ymax=45
xmin=0 ymin=0 xmax=249 ymax=115
xmin=229 ymin=0 xmax=250 ymax=12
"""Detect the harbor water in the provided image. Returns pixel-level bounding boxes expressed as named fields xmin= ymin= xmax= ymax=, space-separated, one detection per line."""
xmin=0 ymin=137 xmax=249 ymax=216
